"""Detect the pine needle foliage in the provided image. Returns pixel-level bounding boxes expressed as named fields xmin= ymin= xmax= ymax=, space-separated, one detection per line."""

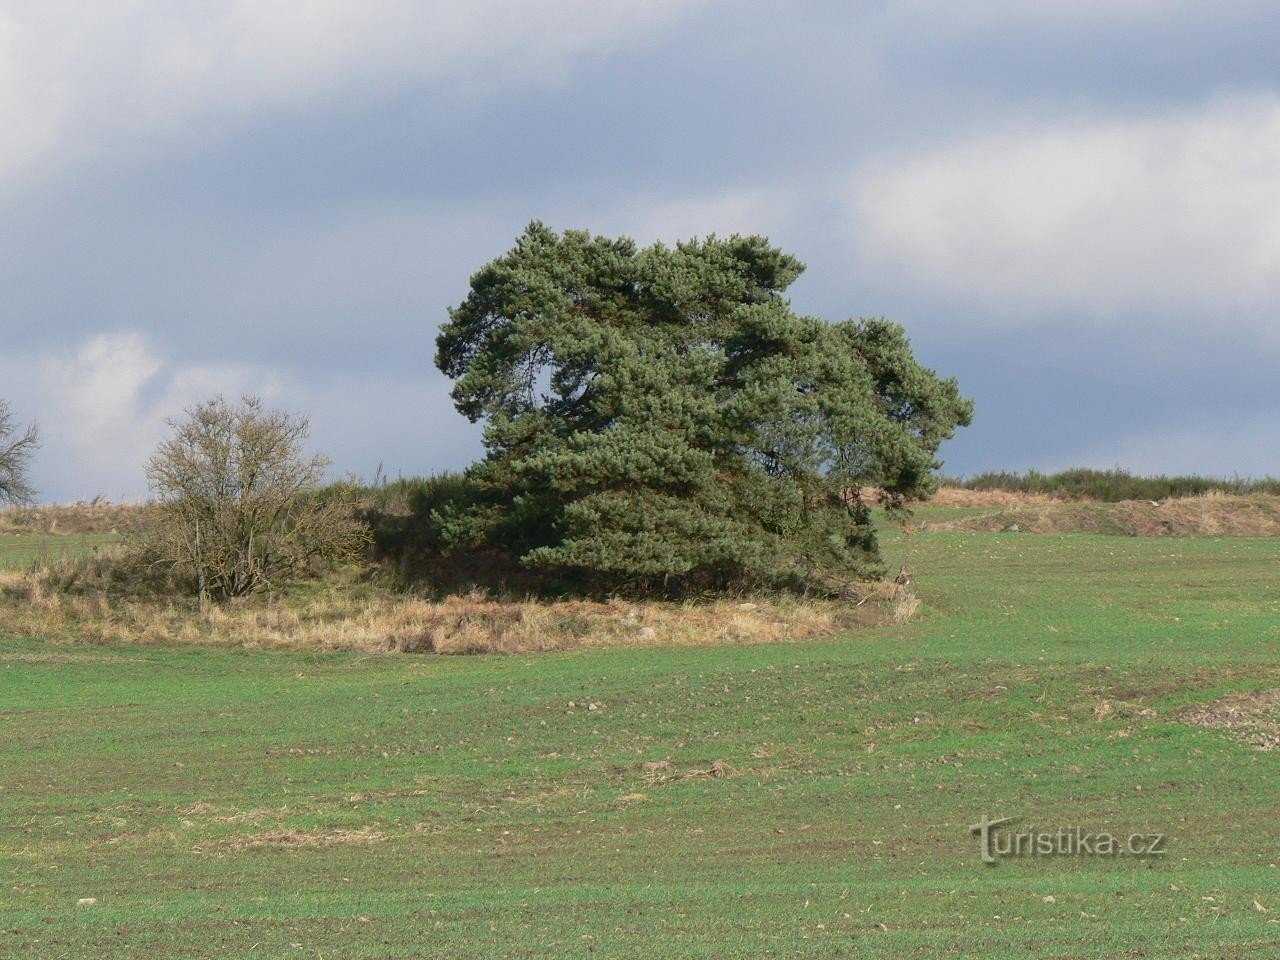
xmin=435 ymin=223 xmax=972 ymax=595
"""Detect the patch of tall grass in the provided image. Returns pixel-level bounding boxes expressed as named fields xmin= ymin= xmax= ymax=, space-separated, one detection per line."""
xmin=942 ymin=467 xmax=1280 ymax=502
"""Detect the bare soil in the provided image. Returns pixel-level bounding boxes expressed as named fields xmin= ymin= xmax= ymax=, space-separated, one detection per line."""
xmin=1179 ymin=689 xmax=1280 ymax=751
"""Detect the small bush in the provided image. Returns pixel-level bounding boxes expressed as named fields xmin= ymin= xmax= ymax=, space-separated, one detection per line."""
xmin=141 ymin=396 xmax=369 ymax=601
xmin=356 ymin=472 xmax=475 ymax=561
xmin=352 ymin=472 xmax=540 ymax=595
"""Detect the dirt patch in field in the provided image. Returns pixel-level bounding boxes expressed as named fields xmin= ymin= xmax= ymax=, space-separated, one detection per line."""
xmin=919 ymin=494 xmax=1280 ymax=537
xmin=1179 ymin=689 xmax=1280 ymax=750
xmin=225 ymin=828 xmax=387 ymax=851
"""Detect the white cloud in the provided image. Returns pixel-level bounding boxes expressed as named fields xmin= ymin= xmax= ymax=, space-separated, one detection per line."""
xmin=848 ymin=96 xmax=1280 ymax=336
xmin=0 ymin=331 xmax=480 ymax=502
xmin=48 ymin=333 xmax=165 ymax=456
xmin=1 ymin=332 xmax=270 ymax=500
xmin=0 ymin=0 xmax=712 ymax=190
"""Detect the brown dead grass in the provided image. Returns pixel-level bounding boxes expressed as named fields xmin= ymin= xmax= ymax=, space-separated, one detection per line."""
xmin=638 ymin=758 xmax=738 ymax=784
xmin=919 ymin=493 xmax=1280 ymax=537
xmin=855 ymin=485 xmax=1069 ymax=508
xmin=1179 ymin=689 xmax=1280 ymax=751
xmin=925 ymin=487 xmax=1069 ymax=507
xmin=1092 ymin=699 xmax=1158 ymax=722
xmin=0 ymin=564 xmax=914 ymax=654
xmin=0 ymin=501 xmax=146 ymax=536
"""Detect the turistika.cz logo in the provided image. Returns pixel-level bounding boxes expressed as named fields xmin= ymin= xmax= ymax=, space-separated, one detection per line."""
xmin=969 ymin=815 xmax=1166 ymax=865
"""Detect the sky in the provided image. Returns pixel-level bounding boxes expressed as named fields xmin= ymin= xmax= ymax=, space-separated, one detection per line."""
xmin=3 ymin=0 xmax=1279 ymax=502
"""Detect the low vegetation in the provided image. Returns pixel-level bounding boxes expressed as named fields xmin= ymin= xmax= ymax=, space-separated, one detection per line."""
xmin=141 ymin=396 xmax=368 ymax=602
xmin=0 ymin=555 xmax=913 ymax=653
xmin=945 ymin=466 xmax=1280 ymax=502
xmin=8 ymin=473 xmax=1280 ymax=653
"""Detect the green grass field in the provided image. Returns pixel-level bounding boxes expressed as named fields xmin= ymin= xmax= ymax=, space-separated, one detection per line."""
xmin=0 ymin=533 xmax=121 ymax=570
xmin=3 ymin=523 xmax=1279 ymax=957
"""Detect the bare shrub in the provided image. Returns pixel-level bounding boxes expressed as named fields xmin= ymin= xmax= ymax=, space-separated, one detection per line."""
xmin=142 ymin=396 xmax=368 ymax=602
xmin=0 ymin=399 xmax=39 ymax=506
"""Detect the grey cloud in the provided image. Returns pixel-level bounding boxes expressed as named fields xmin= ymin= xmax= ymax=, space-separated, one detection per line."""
xmin=4 ymin=0 xmax=1280 ymax=500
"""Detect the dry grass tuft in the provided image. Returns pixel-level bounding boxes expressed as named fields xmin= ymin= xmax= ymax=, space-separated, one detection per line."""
xmin=685 ymin=759 xmax=738 ymax=780
xmin=1092 ymin=699 xmax=1158 ymax=722
xmin=890 ymin=593 xmax=921 ymax=623
xmin=639 ymin=758 xmax=739 ymax=785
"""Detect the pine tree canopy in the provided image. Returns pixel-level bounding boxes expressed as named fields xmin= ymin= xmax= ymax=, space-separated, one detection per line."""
xmin=434 ymin=222 xmax=973 ymax=594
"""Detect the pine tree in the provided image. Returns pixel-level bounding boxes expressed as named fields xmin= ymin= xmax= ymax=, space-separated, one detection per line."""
xmin=434 ymin=223 xmax=972 ymax=594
